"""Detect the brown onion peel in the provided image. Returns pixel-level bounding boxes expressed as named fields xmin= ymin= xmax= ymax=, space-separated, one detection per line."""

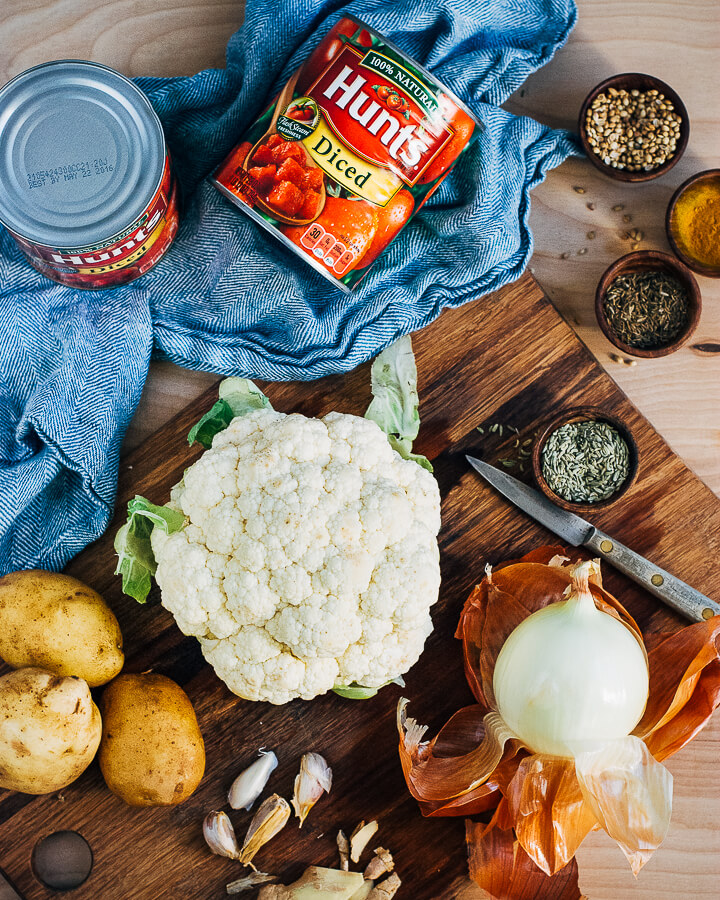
xmin=398 ymin=546 xmax=720 ymax=899
xmin=466 ymin=804 xmax=583 ymax=900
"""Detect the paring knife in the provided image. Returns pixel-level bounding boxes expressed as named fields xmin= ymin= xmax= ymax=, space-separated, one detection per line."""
xmin=466 ymin=455 xmax=720 ymax=623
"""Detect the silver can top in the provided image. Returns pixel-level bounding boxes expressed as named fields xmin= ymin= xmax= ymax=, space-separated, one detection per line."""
xmin=0 ymin=60 xmax=165 ymax=248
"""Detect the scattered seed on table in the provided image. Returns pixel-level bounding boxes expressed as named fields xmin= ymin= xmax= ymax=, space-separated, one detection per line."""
xmin=561 ymin=252 xmax=570 ymax=259
xmin=574 ymin=186 xmax=586 ymax=193
xmin=586 ymin=202 xmax=596 ymax=210
xmin=623 ymin=214 xmax=632 ymax=223
xmin=578 ymin=247 xmax=588 ymax=255
xmin=609 ymin=352 xmax=637 ymax=366
xmin=612 ymin=204 xmax=625 ymax=211
xmin=587 ymin=230 xmax=596 ymax=240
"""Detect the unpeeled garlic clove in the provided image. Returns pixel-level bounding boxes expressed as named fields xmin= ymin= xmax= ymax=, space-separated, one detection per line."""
xmin=291 ymin=752 xmax=333 ymax=827
xmin=203 ymin=810 xmax=240 ymax=859
xmin=228 ymin=749 xmax=279 ymax=811
xmin=239 ymin=793 xmax=291 ymax=866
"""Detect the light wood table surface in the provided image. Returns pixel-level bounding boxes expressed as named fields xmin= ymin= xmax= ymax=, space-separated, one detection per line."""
xmin=1 ymin=2 xmax=718 ymax=898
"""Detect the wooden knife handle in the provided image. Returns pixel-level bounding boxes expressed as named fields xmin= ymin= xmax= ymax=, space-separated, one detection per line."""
xmin=585 ymin=529 xmax=720 ymax=623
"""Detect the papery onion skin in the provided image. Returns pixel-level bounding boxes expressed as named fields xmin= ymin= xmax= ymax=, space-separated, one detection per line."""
xmin=492 ymin=566 xmax=649 ymax=757
xmin=398 ymin=546 xmax=720 ymax=899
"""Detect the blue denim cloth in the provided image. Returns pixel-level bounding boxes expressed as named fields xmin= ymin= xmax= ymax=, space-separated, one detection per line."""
xmin=0 ymin=0 xmax=581 ymax=573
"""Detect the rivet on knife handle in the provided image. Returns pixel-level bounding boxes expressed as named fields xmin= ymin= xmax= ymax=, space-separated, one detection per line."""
xmin=585 ymin=529 xmax=720 ymax=622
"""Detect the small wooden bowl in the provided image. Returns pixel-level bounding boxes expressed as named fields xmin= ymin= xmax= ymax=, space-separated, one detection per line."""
xmin=578 ymin=73 xmax=689 ymax=182
xmin=595 ymin=250 xmax=701 ymax=358
xmin=666 ymin=169 xmax=720 ymax=278
xmin=532 ymin=408 xmax=640 ymax=514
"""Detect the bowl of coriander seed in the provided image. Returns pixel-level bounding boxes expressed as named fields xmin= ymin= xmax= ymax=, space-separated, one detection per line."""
xmin=579 ymin=73 xmax=689 ymax=181
xmin=595 ymin=250 xmax=701 ymax=358
xmin=532 ymin=407 xmax=639 ymax=512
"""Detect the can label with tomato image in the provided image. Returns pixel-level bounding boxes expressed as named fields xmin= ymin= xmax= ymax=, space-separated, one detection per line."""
xmin=213 ymin=15 xmax=481 ymax=292
xmin=10 ymin=155 xmax=179 ymax=289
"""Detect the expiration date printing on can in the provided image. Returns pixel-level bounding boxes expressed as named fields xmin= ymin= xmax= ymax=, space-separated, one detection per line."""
xmin=26 ymin=159 xmax=115 ymax=189
xmin=0 ymin=59 xmax=179 ymax=288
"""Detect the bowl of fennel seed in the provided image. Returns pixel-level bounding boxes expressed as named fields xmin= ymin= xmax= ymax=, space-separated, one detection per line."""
xmin=595 ymin=250 xmax=701 ymax=358
xmin=532 ymin=408 xmax=639 ymax=512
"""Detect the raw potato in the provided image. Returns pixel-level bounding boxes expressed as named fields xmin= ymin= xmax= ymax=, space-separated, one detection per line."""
xmin=0 ymin=668 xmax=101 ymax=794
xmin=99 ymin=674 xmax=205 ymax=806
xmin=0 ymin=570 xmax=124 ymax=687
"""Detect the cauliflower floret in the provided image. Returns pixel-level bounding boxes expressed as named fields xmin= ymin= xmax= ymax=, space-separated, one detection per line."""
xmin=152 ymin=409 xmax=441 ymax=704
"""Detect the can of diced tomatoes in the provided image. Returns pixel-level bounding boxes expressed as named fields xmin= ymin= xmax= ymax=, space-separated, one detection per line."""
xmin=0 ymin=60 xmax=179 ymax=289
xmin=213 ymin=15 xmax=481 ymax=292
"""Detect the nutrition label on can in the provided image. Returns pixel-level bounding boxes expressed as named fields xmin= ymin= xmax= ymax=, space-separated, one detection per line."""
xmin=25 ymin=157 xmax=115 ymax=189
xmin=300 ymin=223 xmax=356 ymax=275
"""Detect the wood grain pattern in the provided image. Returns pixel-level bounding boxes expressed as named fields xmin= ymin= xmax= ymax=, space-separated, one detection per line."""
xmin=0 ymin=2 xmax=718 ymax=897
xmin=505 ymin=0 xmax=720 ymax=493
xmin=1 ymin=0 xmax=715 ymax=493
xmin=0 ymin=273 xmax=718 ymax=899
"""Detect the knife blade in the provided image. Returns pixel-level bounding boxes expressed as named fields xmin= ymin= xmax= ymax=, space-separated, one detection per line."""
xmin=466 ymin=455 xmax=720 ymax=623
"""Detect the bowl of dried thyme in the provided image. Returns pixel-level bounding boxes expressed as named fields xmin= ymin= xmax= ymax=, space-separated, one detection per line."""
xmin=595 ymin=250 xmax=701 ymax=358
xmin=579 ymin=73 xmax=689 ymax=182
xmin=666 ymin=169 xmax=720 ymax=277
xmin=532 ymin=408 xmax=639 ymax=513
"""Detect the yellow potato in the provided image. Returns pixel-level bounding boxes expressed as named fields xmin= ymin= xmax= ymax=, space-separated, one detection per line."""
xmin=0 ymin=570 xmax=124 ymax=687
xmin=99 ymin=674 xmax=205 ymax=806
xmin=0 ymin=667 xmax=102 ymax=794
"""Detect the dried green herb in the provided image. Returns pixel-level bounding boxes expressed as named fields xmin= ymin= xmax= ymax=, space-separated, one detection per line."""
xmin=603 ymin=271 xmax=689 ymax=349
xmin=542 ymin=421 xmax=630 ymax=504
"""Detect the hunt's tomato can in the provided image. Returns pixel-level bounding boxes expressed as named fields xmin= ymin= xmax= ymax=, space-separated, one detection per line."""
xmin=0 ymin=60 xmax=178 ymax=289
xmin=213 ymin=16 xmax=481 ymax=292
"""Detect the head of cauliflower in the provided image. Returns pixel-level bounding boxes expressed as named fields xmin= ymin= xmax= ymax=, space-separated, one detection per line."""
xmin=151 ymin=408 xmax=441 ymax=704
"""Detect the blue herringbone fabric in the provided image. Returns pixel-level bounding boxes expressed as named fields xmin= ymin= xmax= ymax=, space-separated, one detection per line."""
xmin=0 ymin=0 xmax=581 ymax=573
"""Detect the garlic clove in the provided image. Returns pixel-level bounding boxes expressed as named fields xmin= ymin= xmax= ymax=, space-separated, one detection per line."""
xmin=226 ymin=871 xmax=278 ymax=894
xmin=228 ymin=750 xmax=278 ymax=811
xmin=291 ymin=752 xmax=333 ymax=827
xmin=239 ymin=794 xmax=291 ymax=866
xmin=350 ymin=820 xmax=378 ymax=863
xmin=203 ymin=810 xmax=240 ymax=859
xmin=337 ymin=829 xmax=350 ymax=871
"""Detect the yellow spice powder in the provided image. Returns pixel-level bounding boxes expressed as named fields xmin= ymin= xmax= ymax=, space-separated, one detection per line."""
xmin=671 ymin=177 xmax=720 ymax=269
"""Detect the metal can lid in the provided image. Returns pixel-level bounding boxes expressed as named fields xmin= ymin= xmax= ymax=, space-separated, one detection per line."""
xmin=0 ymin=60 xmax=165 ymax=248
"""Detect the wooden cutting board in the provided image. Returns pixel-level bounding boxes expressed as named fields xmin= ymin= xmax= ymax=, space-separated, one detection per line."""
xmin=1 ymin=272 xmax=719 ymax=900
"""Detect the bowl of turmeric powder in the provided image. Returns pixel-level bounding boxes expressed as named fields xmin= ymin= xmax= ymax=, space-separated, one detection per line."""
xmin=666 ymin=169 xmax=720 ymax=277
